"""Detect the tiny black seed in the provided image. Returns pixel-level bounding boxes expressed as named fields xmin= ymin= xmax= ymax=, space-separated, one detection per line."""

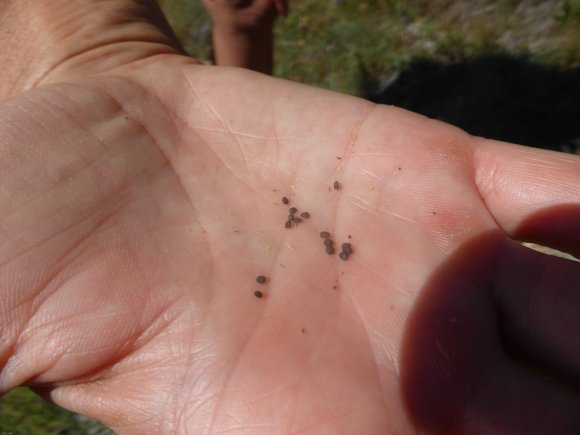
xmin=325 ymin=245 xmax=335 ymax=255
xmin=339 ymin=252 xmax=349 ymax=261
xmin=282 ymin=197 xmax=289 ymax=204
xmin=289 ymin=207 xmax=298 ymax=214
xmin=324 ymin=238 xmax=334 ymax=246
xmin=300 ymin=212 xmax=310 ymax=219
xmin=292 ymin=217 xmax=302 ymax=223
xmin=288 ymin=214 xmax=294 ymax=221
xmin=285 ymin=220 xmax=292 ymax=228
xmin=333 ymin=181 xmax=340 ymax=190
xmin=341 ymin=243 xmax=352 ymax=254
xmin=254 ymin=290 xmax=264 ymax=298
xmin=320 ymin=231 xmax=330 ymax=238
xmin=256 ymin=275 xmax=266 ymax=284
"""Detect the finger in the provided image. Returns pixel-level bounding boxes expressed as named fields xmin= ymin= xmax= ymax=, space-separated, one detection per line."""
xmin=515 ymin=204 xmax=580 ymax=259
xmin=494 ymin=240 xmax=580 ymax=387
xmin=407 ymin=355 xmax=580 ymax=433
xmin=463 ymin=357 xmax=580 ymax=434
xmin=473 ymin=138 xmax=580 ymax=257
xmin=402 ymin=231 xmax=580 ymax=433
xmin=274 ymin=0 xmax=289 ymax=16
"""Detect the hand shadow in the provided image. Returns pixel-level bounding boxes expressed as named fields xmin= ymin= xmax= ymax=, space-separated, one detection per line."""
xmin=401 ymin=205 xmax=580 ymax=434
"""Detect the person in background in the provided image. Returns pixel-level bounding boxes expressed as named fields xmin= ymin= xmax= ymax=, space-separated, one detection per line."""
xmin=202 ymin=0 xmax=288 ymax=74
xmin=203 ymin=2 xmax=580 ymax=154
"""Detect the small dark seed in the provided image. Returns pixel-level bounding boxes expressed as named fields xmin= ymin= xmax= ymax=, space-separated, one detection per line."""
xmin=292 ymin=217 xmax=302 ymax=223
xmin=325 ymin=245 xmax=335 ymax=255
xmin=324 ymin=238 xmax=334 ymax=246
xmin=300 ymin=212 xmax=310 ymax=219
xmin=333 ymin=181 xmax=340 ymax=190
xmin=284 ymin=220 xmax=292 ymax=228
xmin=288 ymin=214 xmax=294 ymax=221
xmin=320 ymin=231 xmax=330 ymax=238
xmin=289 ymin=207 xmax=298 ymax=214
xmin=282 ymin=197 xmax=289 ymax=204
xmin=339 ymin=252 xmax=349 ymax=261
xmin=341 ymin=243 xmax=352 ymax=254
xmin=256 ymin=275 xmax=266 ymax=284
xmin=254 ymin=290 xmax=264 ymax=298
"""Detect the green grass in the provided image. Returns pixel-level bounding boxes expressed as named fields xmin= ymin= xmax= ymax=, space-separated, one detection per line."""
xmin=0 ymin=388 xmax=112 ymax=434
xmin=2 ymin=0 xmax=578 ymax=433
xmin=161 ymin=0 xmax=580 ymax=94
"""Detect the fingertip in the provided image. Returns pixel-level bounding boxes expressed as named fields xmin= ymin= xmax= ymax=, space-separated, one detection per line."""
xmin=514 ymin=204 xmax=580 ymax=259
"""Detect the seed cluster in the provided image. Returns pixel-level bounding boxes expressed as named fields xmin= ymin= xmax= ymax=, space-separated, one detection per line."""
xmin=284 ymin=201 xmax=310 ymax=229
xmin=257 ymin=183 xmax=350 ymax=301
xmin=339 ymin=242 xmax=352 ymax=260
xmin=254 ymin=275 xmax=267 ymax=298
xmin=319 ymin=232 xmax=353 ymax=260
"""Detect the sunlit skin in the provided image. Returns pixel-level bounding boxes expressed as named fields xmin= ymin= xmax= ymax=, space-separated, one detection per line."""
xmin=0 ymin=1 xmax=579 ymax=434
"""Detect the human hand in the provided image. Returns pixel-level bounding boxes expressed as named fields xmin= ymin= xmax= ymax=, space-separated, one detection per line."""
xmin=1 ymin=1 xmax=579 ymax=434
xmin=202 ymin=0 xmax=289 ymax=73
xmin=202 ymin=0 xmax=289 ymax=34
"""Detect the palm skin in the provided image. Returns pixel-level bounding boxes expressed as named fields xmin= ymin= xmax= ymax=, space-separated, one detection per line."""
xmin=1 ymin=4 xmax=580 ymax=434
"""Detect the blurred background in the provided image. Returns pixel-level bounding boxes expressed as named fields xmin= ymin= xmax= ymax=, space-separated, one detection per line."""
xmin=161 ymin=0 xmax=579 ymax=91
xmin=1 ymin=0 xmax=579 ymax=433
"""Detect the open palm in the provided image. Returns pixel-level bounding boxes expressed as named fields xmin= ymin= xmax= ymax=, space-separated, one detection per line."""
xmin=1 ymin=2 xmax=579 ymax=434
